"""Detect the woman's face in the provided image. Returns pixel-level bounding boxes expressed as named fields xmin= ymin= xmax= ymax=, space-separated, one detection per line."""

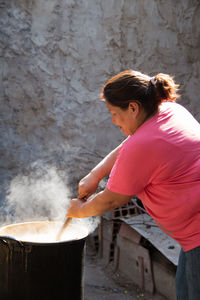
xmin=106 ymin=101 xmax=139 ymax=136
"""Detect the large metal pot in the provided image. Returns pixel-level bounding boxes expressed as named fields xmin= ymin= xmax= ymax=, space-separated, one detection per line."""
xmin=0 ymin=221 xmax=88 ymax=300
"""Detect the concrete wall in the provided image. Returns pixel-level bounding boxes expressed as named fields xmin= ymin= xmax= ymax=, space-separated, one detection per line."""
xmin=0 ymin=0 xmax=200 ymax=204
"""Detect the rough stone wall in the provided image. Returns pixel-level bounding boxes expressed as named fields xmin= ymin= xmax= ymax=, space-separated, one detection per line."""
xmin=121 ymin=0 xmax=200 ymax=116
xmin=0 ymin=0 xmax=200 ymax=202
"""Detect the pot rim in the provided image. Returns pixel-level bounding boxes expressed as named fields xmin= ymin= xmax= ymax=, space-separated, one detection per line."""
xmin=0 ymin=220 xmax=89 ymax=245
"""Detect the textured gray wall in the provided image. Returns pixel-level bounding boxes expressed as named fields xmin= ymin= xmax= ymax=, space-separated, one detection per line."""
xmin=0 ymin=0 xmax=200 ymax=206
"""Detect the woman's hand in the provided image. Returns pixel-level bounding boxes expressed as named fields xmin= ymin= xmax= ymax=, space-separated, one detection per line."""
xmin=67 ymin=198 xmax=86 ymax=218
xmin=78 ymin=172 xmax=99 ymax=199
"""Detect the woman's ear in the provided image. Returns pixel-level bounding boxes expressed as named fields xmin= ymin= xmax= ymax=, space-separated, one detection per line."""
xmin=129 ymin=102 xmax=139 ymax=114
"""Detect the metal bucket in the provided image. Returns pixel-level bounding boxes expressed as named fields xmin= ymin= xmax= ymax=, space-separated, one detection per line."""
xmin=0 ymin=221 xmax=88 ymax=300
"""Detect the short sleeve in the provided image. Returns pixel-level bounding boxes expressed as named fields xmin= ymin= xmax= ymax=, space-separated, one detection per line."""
xmin=107 ymin=136 xmax=160 ymax=195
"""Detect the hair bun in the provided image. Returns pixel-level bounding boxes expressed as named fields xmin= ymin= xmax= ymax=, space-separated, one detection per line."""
xmin=152 ymin=73 xmax=180 ymax=103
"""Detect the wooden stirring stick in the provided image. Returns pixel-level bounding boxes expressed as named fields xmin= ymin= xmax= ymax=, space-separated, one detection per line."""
xmin=56 ymin=217 xmax=72 ymax=241
xmin=57 ymin=196 xmax=87 ymax=241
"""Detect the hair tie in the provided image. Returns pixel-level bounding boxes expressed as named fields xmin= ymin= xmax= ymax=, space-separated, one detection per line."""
xmin=150 ymin=76 xmax=156 ymax=85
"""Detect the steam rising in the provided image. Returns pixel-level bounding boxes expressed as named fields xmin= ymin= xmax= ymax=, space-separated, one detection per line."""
xmin=6 ymin=167 xmax=68 ymax=222
xmin=3 ymin=165 xmax=99 ymax=234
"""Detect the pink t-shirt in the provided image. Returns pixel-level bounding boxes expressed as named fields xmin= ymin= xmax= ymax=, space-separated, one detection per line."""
xmin=107 ymin=102 xmax=200 ymax=251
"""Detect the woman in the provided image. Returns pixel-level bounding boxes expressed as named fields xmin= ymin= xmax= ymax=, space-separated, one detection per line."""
xmin=67 ymin=70 xmax=200 ymax=300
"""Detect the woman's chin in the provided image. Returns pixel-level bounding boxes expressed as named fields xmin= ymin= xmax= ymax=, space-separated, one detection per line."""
xmin=121 ymin=129 xmax=129 ymax=136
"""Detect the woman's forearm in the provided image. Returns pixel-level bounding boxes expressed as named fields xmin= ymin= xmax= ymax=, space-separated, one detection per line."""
xmin=90 ymin=138 xmax=128 ymax=181
xmin=67 ymin=188 xmax=132 ymax=218
xmin=78 ymin=138 xmax=129 ymax=199
xmin=79 ymin=191 xmax=116 ymax=217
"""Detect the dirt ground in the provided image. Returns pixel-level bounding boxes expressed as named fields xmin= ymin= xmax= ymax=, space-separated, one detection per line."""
xmin=84 ymin=245 xmax=167 ymax=300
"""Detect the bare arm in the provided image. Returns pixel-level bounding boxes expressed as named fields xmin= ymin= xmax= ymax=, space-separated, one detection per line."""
xmin=67 ymin=188 xmax=132 ymax=218
xmin=90 ymin=146 xmax=121 ymax=180
xmin=78 ymin=137 xmax=129 ymax=198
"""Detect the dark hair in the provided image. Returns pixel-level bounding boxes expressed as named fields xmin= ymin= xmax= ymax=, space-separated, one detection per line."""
xmin=100 ymin=70 xmax=180 ymax=115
